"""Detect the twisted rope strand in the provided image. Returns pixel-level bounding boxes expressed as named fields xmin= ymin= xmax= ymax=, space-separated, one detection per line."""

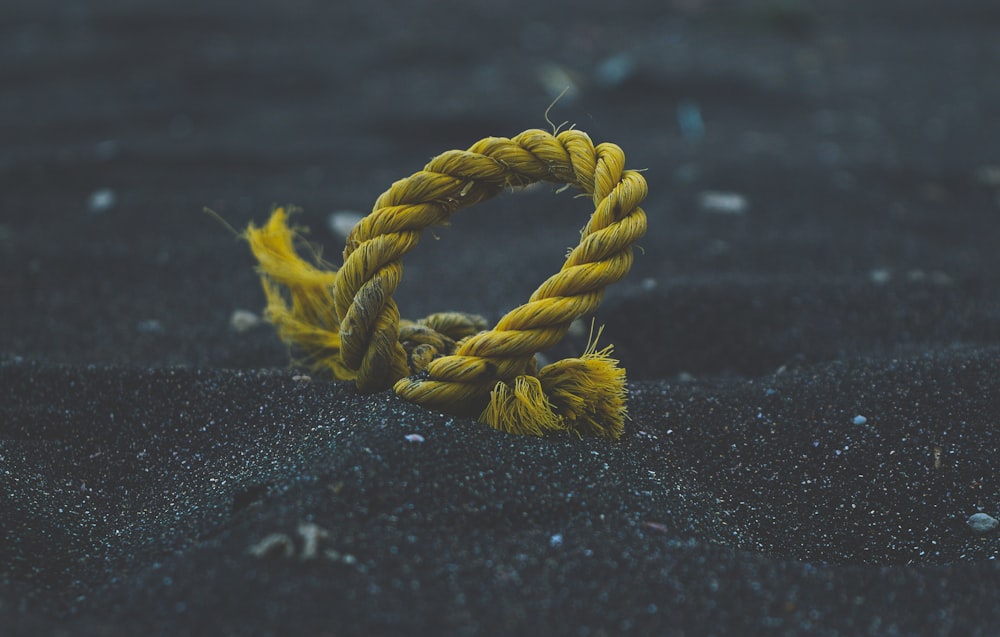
xmin=245 ymin=128 xmax=647 ymax=437
xmin=395 ymin=135 xmax=647 ymax=425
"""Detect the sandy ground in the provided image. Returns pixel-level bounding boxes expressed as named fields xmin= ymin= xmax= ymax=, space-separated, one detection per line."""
xmin=3 ymin=1 xmax=1000 ymax=635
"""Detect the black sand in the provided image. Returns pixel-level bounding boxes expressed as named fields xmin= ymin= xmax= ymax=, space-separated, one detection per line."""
xmin=3 ymin=1 xmax=1000 ymax=635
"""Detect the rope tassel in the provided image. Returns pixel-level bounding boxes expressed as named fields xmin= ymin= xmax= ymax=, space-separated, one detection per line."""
xmin=244 ymin=128 xmax=647 ymax=438
xmin=244 ymin=208 xmax=357 ymax=381
xmin=482 ymin=333 xmax=628 ymax=438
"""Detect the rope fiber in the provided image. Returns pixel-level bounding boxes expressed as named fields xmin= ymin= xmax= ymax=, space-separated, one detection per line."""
xmin=245 ymin=128 xmax=647 ymax=438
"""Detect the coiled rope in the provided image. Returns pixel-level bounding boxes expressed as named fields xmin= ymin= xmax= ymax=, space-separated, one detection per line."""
xmin=245 ymin=128 xmax=647 ymax=438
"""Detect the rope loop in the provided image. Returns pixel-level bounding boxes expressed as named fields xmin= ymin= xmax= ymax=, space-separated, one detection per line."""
xmin=245 ymin=128 xmax=647 ymax=438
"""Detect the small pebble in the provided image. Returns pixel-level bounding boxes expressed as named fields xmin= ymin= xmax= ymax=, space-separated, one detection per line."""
xmin=297 ymin=522 xmax=329 ymax=560
xmin=697 ymin=191 xmax=748 ymax=215
xmin=676 ymin=99 xmax=705 ymax=141
xmin=229 ymin=309 xmax=262 ymax=333
xmin=404 ymin=434 xmax=425 ymax=443
xmin=536 ymin=62 xmax=580 ymax=101
xmin=852 ymin=415 xmax=867 ymax=425
xmin=968 ymin=513 xmax=998 ymax=534
xmin=928 ymin=270 xmax=954 ymax=286
xmin=594 ymin=53 xmax=635 ymax=88
xmin=567 ymin=318 xmax=587 ymax=339
xmin=869 ymin=268 xmax=892 ymax=285
xmin=324 ymin=549 xmax=359 ymax=566
xmin=88 ymin=188 xmax=117 ymax=214
xmin=327 ymin=210 xmax=364 ymax=240
xmin=136 ymin=319 xmax=164 ymax=334
xmin=247 ymin=533 xmax=295 ymax=558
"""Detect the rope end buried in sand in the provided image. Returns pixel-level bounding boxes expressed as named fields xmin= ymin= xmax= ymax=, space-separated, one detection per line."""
xmin=244 ymin=207 xmax=356 ymax=381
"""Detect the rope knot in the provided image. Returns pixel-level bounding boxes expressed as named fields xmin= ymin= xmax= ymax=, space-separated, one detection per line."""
xmin=245 ymin=128 xmax=647 ymax=438
xmin=399 ymin=312 xmax=488 ymax=372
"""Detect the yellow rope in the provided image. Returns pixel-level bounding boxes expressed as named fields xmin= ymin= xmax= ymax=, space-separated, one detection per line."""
xmin=245 ymin=128 xmax=647 ymax=438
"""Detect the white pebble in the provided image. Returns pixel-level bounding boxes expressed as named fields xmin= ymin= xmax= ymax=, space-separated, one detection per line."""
xmin=968 ymin=513 xmax=999 ymax=534
xmin=229 ymin=309 xmax=262 ymax=333
xmin=567 ymin=318 xmax=587 ymax=338
xmin=697 ymin=191 xmax=748 ymax=215
xmin=247 ymin=533 xmax=295 ymax=558
xmin=404 ymin=433 xmax=425 ymax=443
xmin=327 ymin=210 xmax=364 ymax=240
xmin=88 ymin=188 xmax=117 ymax=213
xmin=297 ymin=522 xmax=329 ymax=560
xmin=869 ymin=268 xmax=892 ymax=285
xmin=536 ymin=63 xmax=580 ymax=101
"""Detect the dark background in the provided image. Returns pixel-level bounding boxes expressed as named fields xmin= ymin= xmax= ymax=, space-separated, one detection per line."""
xmin=5 ymin=0 xmax=998 ymax=373
xmin=3 ymin=1 xmax=1000 ymax=635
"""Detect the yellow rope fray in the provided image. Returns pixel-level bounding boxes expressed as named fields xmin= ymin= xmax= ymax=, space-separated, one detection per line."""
xmin=244 ymin=128 xmax=647 ymax=438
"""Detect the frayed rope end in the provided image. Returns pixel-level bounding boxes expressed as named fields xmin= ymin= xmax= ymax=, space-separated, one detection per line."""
xmin=479 ymin=375 xmax=565 ymax=437
xmin=478 ymin=342 xmax=627 ymax=439
xmin=244 ymin=207 xmax=355 ymax=381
